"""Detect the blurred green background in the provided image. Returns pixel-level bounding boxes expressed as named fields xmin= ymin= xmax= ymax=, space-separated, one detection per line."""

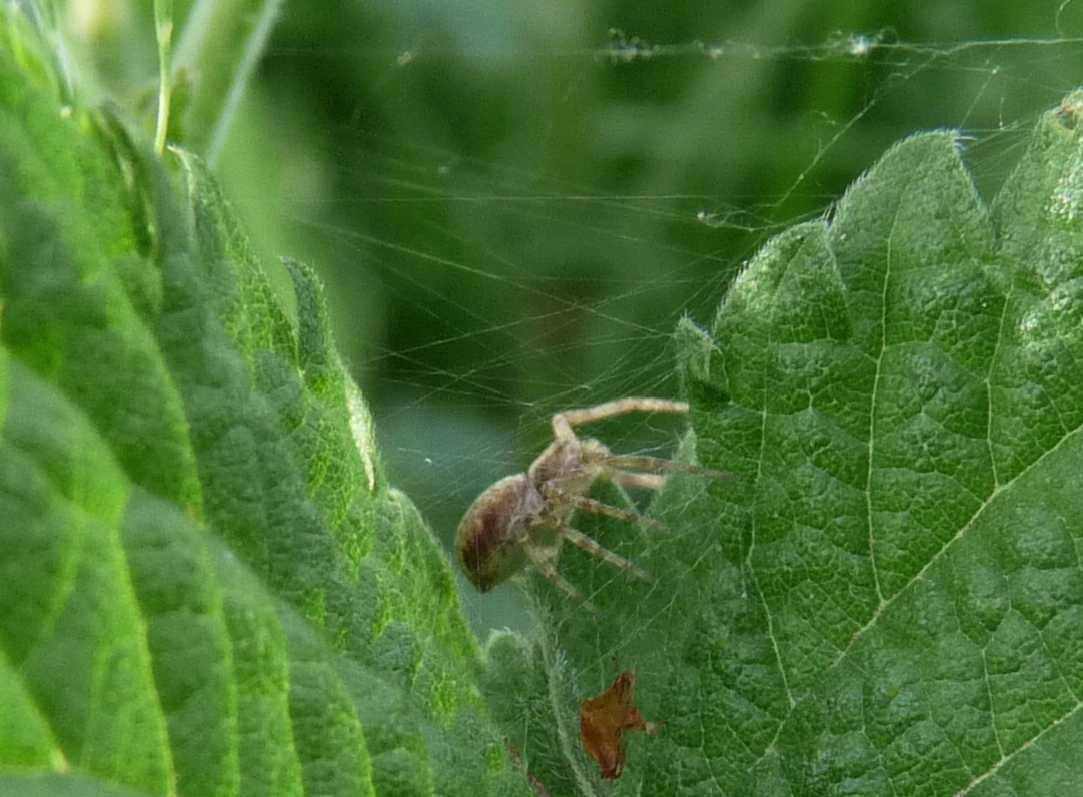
xmin=62 ymin=0 xmax=1083 ymax=629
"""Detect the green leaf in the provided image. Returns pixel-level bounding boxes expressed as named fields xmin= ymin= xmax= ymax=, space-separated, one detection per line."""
xmin=512 ymin=93 xmax=1083 ymax=794
xmin=0 ymin=9 xmax=529 ymax=796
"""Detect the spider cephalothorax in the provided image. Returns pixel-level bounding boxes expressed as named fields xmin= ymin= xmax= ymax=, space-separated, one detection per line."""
xmin=456 ymin=397 xmax=729 ymax=610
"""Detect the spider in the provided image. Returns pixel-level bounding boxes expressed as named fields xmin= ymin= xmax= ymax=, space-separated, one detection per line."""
xmin=455 ymin=397 xmax=729 ymax=611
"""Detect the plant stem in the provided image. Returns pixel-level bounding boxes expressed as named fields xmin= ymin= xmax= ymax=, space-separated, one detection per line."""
xmin=153 ymin=0 xmax=174 ymax=155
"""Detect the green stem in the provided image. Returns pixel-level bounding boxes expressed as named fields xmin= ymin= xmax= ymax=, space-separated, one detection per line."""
xmin=153 ymin=0 xmax=174 ymax=155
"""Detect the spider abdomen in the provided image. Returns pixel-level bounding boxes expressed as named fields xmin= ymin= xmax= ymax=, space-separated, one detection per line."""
xmin=456 ymin=474 xmax=545 ymax=591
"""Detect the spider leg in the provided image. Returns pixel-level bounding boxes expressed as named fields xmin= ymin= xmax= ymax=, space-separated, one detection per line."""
xmin=560 ymin=526 xmax=653 ymax=582
xmin=546 ymin=488 xmax=665 ymax=529
xmin=524 ymin=544 xmax=598 ymax=613
xmin=610 ymin=471 xmax=667 ymax=491
xmin=604 ymin=455 xmax=732 ymax=481
xmin=552 ymin=397 xmax=688 ymax=441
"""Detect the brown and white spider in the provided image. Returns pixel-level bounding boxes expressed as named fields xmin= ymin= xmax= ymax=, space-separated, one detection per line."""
xmin=455 ymin=397 xmax=728 ymax=611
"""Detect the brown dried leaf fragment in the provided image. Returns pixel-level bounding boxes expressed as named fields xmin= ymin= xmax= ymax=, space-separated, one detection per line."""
xmin=579 ymin=671 xmax=659 ymax=779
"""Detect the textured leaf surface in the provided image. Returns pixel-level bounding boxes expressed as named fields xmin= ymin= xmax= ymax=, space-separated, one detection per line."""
xmin=0 ymin=12 xmax=527 ymax=797
xmin=500 ymin=94 xmax=1083 ymax=795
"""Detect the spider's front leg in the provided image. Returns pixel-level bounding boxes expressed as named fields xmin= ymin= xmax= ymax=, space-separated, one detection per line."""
xmin=551 ymin=397 xmax=690 ymax=442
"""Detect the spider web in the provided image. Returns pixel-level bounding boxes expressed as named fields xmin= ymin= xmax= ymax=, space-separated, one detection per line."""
xmin=208 ymin=5 xmax=1083 ymax=787
xmin=220 ymin=4 xmax=1083 ymax=624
